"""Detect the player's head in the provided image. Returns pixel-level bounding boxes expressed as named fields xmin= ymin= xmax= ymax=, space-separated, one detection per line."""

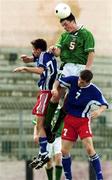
xmin=78 ymin=70 xmax=93 ymax=87
xmin=60 ymin=13 xmax=76 ymax=32
xmin=60 ymin=13 xmax=76 ymax=23
xmin=31 ymin=39 xmax=47 ymax=57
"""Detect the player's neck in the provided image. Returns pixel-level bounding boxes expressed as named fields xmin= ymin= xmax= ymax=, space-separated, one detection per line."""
xmin=70 ymin=25 xmax=80 ymax=34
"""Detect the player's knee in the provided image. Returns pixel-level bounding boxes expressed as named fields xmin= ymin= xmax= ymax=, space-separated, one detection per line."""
xmin=61 ymin=148 xmax=69 ymax=156
xmin=46 ymin=159 xmax=52 ymax=169
xmin=55 ymin=154 xmax=62 ymax=165
xmin=86 ymin=146 xmax=95 ymax=156
xmin=37 ymin=119 xmax=44 ymax=129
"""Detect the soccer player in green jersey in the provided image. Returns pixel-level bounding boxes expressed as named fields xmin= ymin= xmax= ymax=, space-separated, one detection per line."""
xmin=49 ymin=13 xmax=95 ymax=74
xmin=44 ymin=12 xmax=95 ymax=141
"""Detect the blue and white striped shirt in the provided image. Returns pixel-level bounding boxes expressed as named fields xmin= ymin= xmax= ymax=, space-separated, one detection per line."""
xmin=34 ymin=52 xmax=57 ymax=90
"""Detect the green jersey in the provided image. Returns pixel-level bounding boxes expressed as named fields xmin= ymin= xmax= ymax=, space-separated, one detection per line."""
xmin=56 ymin=26 xmax=95 ymax=64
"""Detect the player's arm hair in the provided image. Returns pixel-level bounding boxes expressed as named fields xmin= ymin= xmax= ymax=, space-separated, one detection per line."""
xmin=85 ymin=51 xmax=95 ymax=70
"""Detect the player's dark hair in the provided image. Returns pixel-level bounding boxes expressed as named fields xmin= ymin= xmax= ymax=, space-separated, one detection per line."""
xmin=31 ymin=39 xmax=47 ymax=51
xmin=60 ymin=13 xmax=76 ymax=23
xmin=80 ymin=70 xmax=93 ymax=82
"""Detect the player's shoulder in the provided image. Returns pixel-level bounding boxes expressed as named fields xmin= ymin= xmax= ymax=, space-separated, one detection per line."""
xmin=41 ymin=51 xmax=52 ymax=57
xmin=79 ymin=26 xmax=93 ymax=37
xmin=70 ymin=75 xmax=78 ymax=81
xmin=41 ymin=51 xmax=55 ymax=60
xmin=90 ymin=83 xmax=102 ymax=94
xmin=61 ymin=75 xmax=78 ymax=83
xmin=60 ymin=31 xmax=69 ymax=38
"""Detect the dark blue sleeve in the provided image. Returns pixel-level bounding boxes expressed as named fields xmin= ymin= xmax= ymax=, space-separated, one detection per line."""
xmin=94 ymin=90 xmax=108 ymax=108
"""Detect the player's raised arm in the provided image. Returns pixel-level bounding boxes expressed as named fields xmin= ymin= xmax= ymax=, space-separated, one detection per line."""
xmin=14 ymin=66 xmax=44 ymax=74
xmin=85 ymin=51 xmax=95 ymax=70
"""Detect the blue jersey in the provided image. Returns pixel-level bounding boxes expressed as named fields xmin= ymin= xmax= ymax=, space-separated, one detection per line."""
xmin=34 ymin=52 xmax=57 ymax=90
xmin=59 ymin=76 xmax=108 ymax=118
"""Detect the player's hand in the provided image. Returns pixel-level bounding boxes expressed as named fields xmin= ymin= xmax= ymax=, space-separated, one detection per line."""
xmin=91 ymin=110 xmax=101 ymax=119
xmin=48 ymin=46 xmax=57 ymax=53
xmin=21 ymin=55 xmax=28 ymax=62
xmin=13 ymin=67 xmax=26 ymax=72
xmin=21 ymin=54 xmax=33 ymax=63
xmin=48 ymin=46 xmax=60 ymax=57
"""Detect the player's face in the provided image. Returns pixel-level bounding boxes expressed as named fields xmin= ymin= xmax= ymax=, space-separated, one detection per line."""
xmin=78 ymin=77 xmax=90 ymax=88
xmin=32 ymin=47 xmax=41 ymax=57
xmin=61 ymin=20 xmax=75 ymax=32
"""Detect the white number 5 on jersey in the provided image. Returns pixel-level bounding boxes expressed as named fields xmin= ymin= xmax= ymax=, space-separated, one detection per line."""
xmin=69 ymin=42 xmax=75 ymax=50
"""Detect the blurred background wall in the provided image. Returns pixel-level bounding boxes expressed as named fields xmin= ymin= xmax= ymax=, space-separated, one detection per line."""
xmin=0 ymin=0 xmax=112 ymax=56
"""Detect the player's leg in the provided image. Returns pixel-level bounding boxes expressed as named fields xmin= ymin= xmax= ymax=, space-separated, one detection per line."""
xmin=53 ymin=137 xmax=62 ymax=180
xmin=80 ymin=118 xmax=103 ymax=180
xmin=32 ymin=117 xmax=48 ymax=148
xmin=30 ymin=116 xmax=50 ymax=169
xmin=61 ymin=139 xmax=73 ymax=180
xmin=44 ymin=85 xmax=65 ymax=128
xmin=37 ymin=117 xmax=48 ymax=154
xmin=33 ymin=120 xmax=39 ymax=144
xmin=45 ymin=142 xmax=54 ymax=180
xmin=45 ymin=159 xmax=53 ymax=180
xmin=82 ymin=137 xmax=103 ymax=180
xmin=47 ymin=106 xmax=66 ymax=143
xmin=44 ymin=100 xmax=58 ymax=140
xmin=52 ymin=107 xmax=66 ymax=134
xmin=31 ymin=91 xmax=52 ymax=169
xmin=44 ymin=63 xmax=70 ymax=132
xmin=55 ymin=165 xmax=62 ymax=180
xmin=61 ymin=115 xmax=78 ymax=180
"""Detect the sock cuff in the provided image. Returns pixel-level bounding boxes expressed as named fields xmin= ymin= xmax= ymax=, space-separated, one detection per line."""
xmin=46 ymin=167 xmax=53 ymax=170
xmin=62 ymin=154 xmax=71 ymax=160
xmin=55 ymin=165 xmax=62 ymax=169
xmin=89 ymin=153 xmax=99 ymax=161
xmin=39 ymin=137 xmax=47 ymax=142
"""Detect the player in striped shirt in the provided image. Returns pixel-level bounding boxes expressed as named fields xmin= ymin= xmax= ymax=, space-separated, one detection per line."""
xmin=14 ymin=38 xmax=57 ymax=168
